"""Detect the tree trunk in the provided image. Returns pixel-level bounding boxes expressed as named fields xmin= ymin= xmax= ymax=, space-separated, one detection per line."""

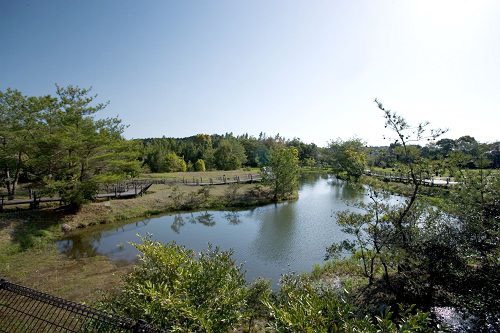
xmin=5 ymin=168 xmax=13 ymax=200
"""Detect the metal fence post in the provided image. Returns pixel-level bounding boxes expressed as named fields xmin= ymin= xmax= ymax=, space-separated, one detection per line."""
xmin=133 ymin=319 xmax=148 ymax=333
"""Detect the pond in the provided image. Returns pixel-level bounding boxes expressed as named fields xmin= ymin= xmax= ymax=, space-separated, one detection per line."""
xmin=57 ymin=174 xmax=403 ymax=286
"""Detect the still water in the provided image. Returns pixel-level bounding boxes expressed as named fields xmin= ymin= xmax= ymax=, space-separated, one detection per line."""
xmin=57 ymin=174 xmax=402 ymax=286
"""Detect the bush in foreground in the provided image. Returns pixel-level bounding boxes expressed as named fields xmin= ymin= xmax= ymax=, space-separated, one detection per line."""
xmin=101 ymin=239 xmax=433 ymax=332
xmin=101 ymin=238 xmax=247 ymax=332
xmin=265 ymin=275 xmax=432 ymax=333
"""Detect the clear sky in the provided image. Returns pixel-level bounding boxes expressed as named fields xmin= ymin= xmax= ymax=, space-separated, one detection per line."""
xmin=1 ymin=0 xmax=499 ymax=146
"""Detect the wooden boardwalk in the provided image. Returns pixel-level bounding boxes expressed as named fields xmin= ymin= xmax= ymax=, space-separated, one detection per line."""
xmin=183 ymin=175 xmax=262 ymax=186
xmin=365 ymin=170 xmax=459 ymax=187
xmin=0 ymin=174 xmax=262 ymax=211
xmin=137 ymin=174 xmax=262 ymax=186
xmin=0 ymin=183 xmax=152 ymax=210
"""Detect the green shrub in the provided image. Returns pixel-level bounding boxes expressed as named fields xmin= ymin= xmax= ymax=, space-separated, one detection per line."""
xmin=163 ymin=152 xmax=187 ymax=172
xmin=264 ymin=274 xmax=432 ymax=332
xmin=144 ymin=209 xmax=162 ymax=216
xmin=244 ymin=279 xmax=272 ymax=329
xmin=102 ymin=238 xmax=247 ymax=332
xmin=47 ymin=180 xmax=99 ymax=211
xmin=194 ymin=159 xmax=206 ymax=172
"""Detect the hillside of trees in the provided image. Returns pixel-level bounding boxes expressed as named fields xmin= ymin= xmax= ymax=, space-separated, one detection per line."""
xmin=140 ymin=133 xmax=322 ymax=172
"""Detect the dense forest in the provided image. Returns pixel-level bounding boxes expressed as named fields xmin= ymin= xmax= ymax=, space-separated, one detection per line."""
xmin=140 ymin=133 xmax=499 ymax=173
xmin=140 ymin=133 xmax=321 ymax=172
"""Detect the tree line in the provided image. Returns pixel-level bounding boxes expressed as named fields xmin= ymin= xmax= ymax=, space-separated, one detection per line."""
xmin=140 ymin=132 xmax=322 ymax=172
xmin=141 ymin=132 xmax=499 ymax=179
xmin=368 ymin=135 xmax=500 ymax=170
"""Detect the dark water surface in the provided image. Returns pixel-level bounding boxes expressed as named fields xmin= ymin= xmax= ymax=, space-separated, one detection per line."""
xmin=57 ymin=174 xmax=402 ymax=286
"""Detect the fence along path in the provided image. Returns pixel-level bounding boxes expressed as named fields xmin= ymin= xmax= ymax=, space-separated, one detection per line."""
xmin=365 ymin=169 xmax=459 ymax=187
xmin=0 ymin=174 xmax=262 ymax=210
xmin=0 ymin=278 xmax=163 ymax=333
xmin=0 ymin=182 xmax=152 ymax=211
xmin=136 ymin=173 xmax=262 ymax=186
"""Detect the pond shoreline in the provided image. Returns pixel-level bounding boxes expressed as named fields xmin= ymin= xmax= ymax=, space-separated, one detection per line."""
xmin=59 ymin=182 xmax=293 ymax=234
xmin=0 ymin=181 xmax=286 ymax=302
xmin=56 ymin=175 xmax=395 ymax=288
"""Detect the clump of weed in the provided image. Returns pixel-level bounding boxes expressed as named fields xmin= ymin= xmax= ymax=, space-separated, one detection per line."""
xmin=144 ymin=209 xmax=162 ymax=216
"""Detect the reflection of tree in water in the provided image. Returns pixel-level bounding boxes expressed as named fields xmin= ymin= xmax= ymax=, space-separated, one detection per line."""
xmin=171 ymin=212 xmax=216 ymax=233
xmin=58 ymin=236 xmax=99 ymax=258
xmin=171 ymin=214 xmax=185 ymax=234
xmin=197 ymin=212 xmax=215 ymax=227
xmin=188 ymin=213 xmax=197 ymax=224
xmin=224 ymin=211 xmax=241 ymax=225
xmin=135 ymin=219 xmax=150 ymax=227
xmin=330 ymin=178 xmax=365 ymax=202
xmin=300 ymin=173 xmax=320 ymax=186
xmin=252 ymin=203 xmax=297 ymax=262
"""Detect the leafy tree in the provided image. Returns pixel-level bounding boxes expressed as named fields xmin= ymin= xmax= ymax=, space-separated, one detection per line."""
xmin=328 ymin=138 xmax=367 ymax=180
xmin=101 ymin=238 xmax=247 ymax=332
xmin=163 ymin=152 xmax=187 ymax=172
xmin=37 ymin=86 xmax=140 ymax=208
xmin=261 ymin=145 xmax=300 ymax=201
xmin=485 ymin=141 xmax=500 ymax=168
xmin=194 ymin=159 xmax=206 ymax=171
xmin=287 ymin=138 xmax=319 ymax=162
xmin=435 ymin=138 xmax=456 ymax=157
xmin=238 ymin=136 xmax=264 ymax=167
xmin=141 ymin=144 xmax=164 ymax=173
xmin=327 ymin=100 xmax=500 ymax=330
xmin=445 ymin=154 xmax=500 ymax=326
xmin=0 ymin=89 xmax=48 ymax=198
xmin=1 ymin=86 xmax=141 ymax=205
xmin=214 ymin=138 xmax=247 ymax=170
xmin=303 ymin=157 xmax=317 ymax=168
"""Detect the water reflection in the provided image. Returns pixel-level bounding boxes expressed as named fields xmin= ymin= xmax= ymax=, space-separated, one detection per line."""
xmin=58 ymin=236 xmax=99 ymax=258
xmin=224 ymin=212 xmax=241 ymax=225
xmin=171 ymin=212 xmax=217 ymax=233
xmin=252 ymin=203 xmax=297 ymax=263
xmin=197 ymin=212 xmax=216 ymax=227
xmin=171 ymin=215 xmax=185 ymax=233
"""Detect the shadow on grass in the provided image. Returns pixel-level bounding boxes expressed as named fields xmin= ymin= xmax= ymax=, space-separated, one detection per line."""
xmin=1 ymin=208 xmax=68 ymax=251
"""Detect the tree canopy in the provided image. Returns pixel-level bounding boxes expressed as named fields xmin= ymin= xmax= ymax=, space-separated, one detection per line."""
xmin=213 ymin=138 xmax=247 ymax=170
xmin=262 ymin=145 xmax=300 ymax=201
xmin=327 ymin=138 xmax=367 ymax=180
xmin=0 ymin=85 xmax=141 ymax=207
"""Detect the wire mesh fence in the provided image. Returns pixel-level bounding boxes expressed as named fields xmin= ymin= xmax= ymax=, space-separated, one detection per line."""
xmin=0 ymin=278 xmax=163 ymax=333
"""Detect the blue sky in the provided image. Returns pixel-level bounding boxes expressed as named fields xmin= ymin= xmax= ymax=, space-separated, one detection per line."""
xmin=1 ymin=0 xmax=499 ymax=146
